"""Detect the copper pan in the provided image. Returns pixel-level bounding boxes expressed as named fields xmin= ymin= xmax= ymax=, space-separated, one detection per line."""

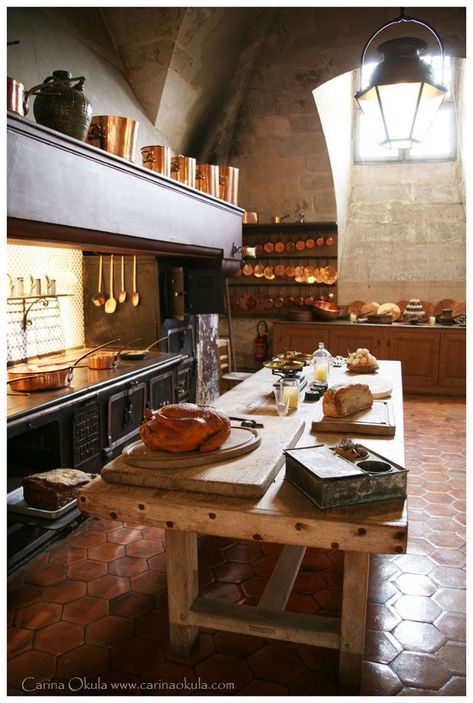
xmin=285 ymin=241 xmax=295 ymax=253
xmin=196 ymin=163 xmax=219 ymax=196
xmin=141 ymin=145 xmax=171 ymax=177
xmin=7 ymin=341 xmax=118 ymax=392
xmin=263 ymin=241 xmax=274 ymax=254
xmin=254 ymin=263 xmax=265 ymax=278
xmin=316 ymin=237 xmax=324 ymax=247
xmin=242 ymin=262 xmax=254 ymax=276
xmin=8 ymin=77 xmax=26 ymax=116
xmin=273 ymin=296 xmax=285 ymax=308
xmin=219 ymin=165 xmax=239 ymax=205
xmin=306 ymin=237 xmax=315 ymax=249
xmin=171 ymin=155 xmax=196 ymax=188
xmin=274 ymin=241 xmax=285 ymax=254
xmin=264 ymin=265 xmax=275 ymax=280
xmin=254 ymin=244 xmax=263 ymax=256
xmin=274 ymin=264 xmax=286 ymax=278
xmin=87 ymin=116 xmax=139 ymax=161
xmin=263 ymin=296 xmax=274 ymax=309
xmin=295 ymin=239 xmax=305 ymax=252
xmin=286 ymin=265 xmax=296 ymax=278
xmin=87 ymin=338 xmax=141 ymax=370
xmin=284 ymin=295 xmax=295 ymax=307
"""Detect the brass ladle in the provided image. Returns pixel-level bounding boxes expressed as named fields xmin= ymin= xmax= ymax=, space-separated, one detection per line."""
xmin=132 ymin=256 xmax=140 ymax=307
xmin=104 ymin=254 xmax=117 ymax=314
xmin=118 ymin=255 xmax=127 ymax=304
xmin=92 ymin=255 xmax=106 ymax=307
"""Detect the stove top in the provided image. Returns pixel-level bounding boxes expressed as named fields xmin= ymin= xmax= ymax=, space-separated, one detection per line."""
xmin=7 ymin=350 xmax=183 ymax=422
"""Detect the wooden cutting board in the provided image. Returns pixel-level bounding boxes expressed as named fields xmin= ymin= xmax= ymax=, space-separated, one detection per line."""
xmin=342 ymin=373 xmax=393 ymax=399
xmin=123 ymin=426 xmax=261 ymax=469
xmin=101 ymin=415 xmax=305 ymax=498
xmin=312 ymin=400 xmax=395 ymax=436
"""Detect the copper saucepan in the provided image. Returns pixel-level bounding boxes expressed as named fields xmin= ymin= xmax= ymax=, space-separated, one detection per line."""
xmin=254 ymin=263 xmax=265 ymax=278
xmin=87 ymin=338 xmax=141 ymax=370
xmin=7 ymin=341 xmax=118 ymax=392
xmin=264 ymin=265 xmax=275 ymax=280
xmin=274 ymin=241 xmax=285 ymax=254
xmin=242 ymin=262 xmax=254 ymax=276
xmin=263 ymin=241 xmax=274 ymax=254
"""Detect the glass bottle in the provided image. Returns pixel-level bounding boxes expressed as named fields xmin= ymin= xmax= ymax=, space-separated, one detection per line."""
xmin=313 ymin=342 xmax=333 ymax=381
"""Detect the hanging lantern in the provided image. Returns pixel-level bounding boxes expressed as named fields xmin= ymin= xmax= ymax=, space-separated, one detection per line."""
xmin=355 ymin=10 xmax=447 ymax=150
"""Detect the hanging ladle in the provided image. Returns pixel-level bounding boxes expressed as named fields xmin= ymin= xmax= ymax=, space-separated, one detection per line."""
xmin=92 ymin=255 xmax=106 ymax=307
xmin=131 ymin=255 xmax=140 ymax=307
xmin=118 ymin=255 xmax=127 ymax=304
xmin=104 ymin=254 xmax=117 ymax=314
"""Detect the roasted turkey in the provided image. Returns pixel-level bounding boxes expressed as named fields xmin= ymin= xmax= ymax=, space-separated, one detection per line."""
xmin=139 ymin=403 xmax=232 ymax=453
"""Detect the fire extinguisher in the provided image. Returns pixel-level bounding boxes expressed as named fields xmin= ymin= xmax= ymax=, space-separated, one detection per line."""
xmin=254 ymin=320 xmax=269 ymax=362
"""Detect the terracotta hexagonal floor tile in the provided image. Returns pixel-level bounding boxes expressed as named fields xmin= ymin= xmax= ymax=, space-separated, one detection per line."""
xmin=163 ymin=632 xmax=215 ymax=666
xmin=434 ymin=611 xmax=466 ymax=640
xmin=301 ymin=549 xmax=331 ymax=571
xmin=48 ymin=546 xmax=87 ymax=565
xmin=135 ymin=610 xmax=169 ymax=641
xmin=69 ymin=530 xmax=106 ymax=549
xmin=366 ymin=602 xmax=401 ymax=632
xmin=148 ymin=552 xmax=167 ymax=572
xmin=87 ymin=542 xmax=126 ymax=562
xmin=86 ymin=615 xmax=134 ymax=648
xmin=431 ymin=566 xmax=466 ymax=589
xmin=56 ymin=643 xmax=110 ymax=679
xmin=107 ymin=527 xmax=143 ymax=545
xmin=23 ymin=564 xmax=65 ymax=587
xmin=240 ymin=576 xmax=266 ymax=599
xmin=394 ymin=573 xmax=436 ymax=597
xmin=201 ymin=581 xmax=242 ymax=602
xmin=313 ymin=586 xmax=342 ymax=611
xmin=364 ymin=630 xmax=402 ymax=664
xmin=439 ymin=675 xmax=466 ymax=695
xmin=392 ymin=620 xmax=446 ymax=653
xmin=429 ymin=548 xmax=465 ymax=567
xmin=126 ymin=539 xmax=164 ymax=558
xmin=196 ymin=653 xmax=252 ymax=691
xmin=88 ymin=518 xmax=120 ymax=532
xmin=360 ymin=661 xmax=402 ymax=696
xmin=66 ymin=559 xmax=107 ymax=581
xmin=108 ymin=556 xmax=148 ymax=578
xmin=8 ymin=650 xmax=56 ymax=690
xmin=432 ymin=587 xmax=466 ymax=614
xmin=34 ymin=621 xmax=84 ymax=655
xmin=8 ymin=585 xmax=41 ymax=610
xmin=213 ymin=561 xmax=253 ymax=584
xmin=425 ymin=532 xmax=465 ymax=549
xmin=198 ymin=546 xmax=227 ymax=571
xmin=144 ymin=660 xmax=197 ymax=691
xmin=393 ymin=554 xmax=435 ymax=575
xmin=286 ymin=593 xmax=320 ymax=614
xmin=289 ymin=670 xmax=352 ymax=696
xmin=214 ymin=631 xmax=264 ymax=658
xmin=369 ymin=555 xmax=401 ymax=581
xmin=8 ymin=627 xmax=33 ymax=658
xmin=14 ymin=601 xmax=62 ymax=630
xmin=130 ymin=570 xmax=167 ymax=594
xmin=394 ymin=595 xmax=442 ymax=624
xmin=297 ymin=644 xmax=339 ymax=673
xmin=423 ymin=503 xmax=456 ymax=517
xmin=437 ymin=641 xmax=466 ymax=676
xmin=293 ymin=571 xmax=326 ymax=594
xmin=252 ymin=555 xmax=278 ymax=578
xmin=111 ymin=636 xmax=164 ymax=674
xmin=368 ymin=579 xmax=399 ymax=604
xmin=63 ymin=596 xmax=108 ymax=625
xmin=88 ymin=575 xmax=129 ymax=600
xmin=109 ymin=592 xmax=154 ymax=620
xmin=43 ymin=580 xmax=86 ymax=604
xmin=390 ymin=651 xmax=451 ymax=690
xmin=224 ymin=542 xmax=264 ymax=563
xmin=248 ymin=644 xmax=306 ymax=684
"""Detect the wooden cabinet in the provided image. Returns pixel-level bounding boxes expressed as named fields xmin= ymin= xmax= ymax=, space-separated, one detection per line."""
xmin=273 ymin=323 xmax=330 ymax=355
xmin=388 ymin=331 xmax=439 ymax=392
xmin=271 ymin=322 xmax=465 ymax=396
xmin=438 ymin=331 xmax=466 ymax=392
xmin=229 ymin=222 xmax=337 ymax=316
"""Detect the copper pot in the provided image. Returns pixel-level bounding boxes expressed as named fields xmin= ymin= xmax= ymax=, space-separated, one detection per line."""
xmin=87 ymin=116 xmax=139 ymax=161
xmin=263 ymin=241 xmax=274 ymax=254
xmin=219 ymin=165 xmax=239 ymax=205
xmin=196 ymin=163 xmax=219 ymax=196
xmin=242 ymin=211 xmax=258 ymax=224
xmin=274 ymin=296 xmax=285 ymax=308
xmin=171 ymin=155 xmax=196 ymax=188
xmin=263 ymin=296 xmax=274 ymax=309
xmin=326 ymin=236 xmax=335 ymax=247
xmin=8 ymin=77 xmax=26 ymax=116
xmin=316 ymin=237 xmax=324 ymax=247
xmin=263 ymin=265 xmax=275 ymax=280
xmin=285 ymin=241 xmax=295 ymax=253
xmin=274 ymin=264 xmax=286 ymax=278
xmin=284 ymin=295 xmax=295 ymax=307
xmin=306 ymin=237 xmax=315 ymax=249
xmin=295 ymin=239 xmax=306 ymax=251
xmin=141 ymin=145 xmax=171 ymax=177
xmin=7 ymin=341 xmax=116 ymax=392
xmin=242 ymin=262 xmax=254 ymax=276
xmin=274 ymin=241 xmax=285 ymax=254
xmin=86 ymin=339 xmax=139 ymax=370
xmin=254 ymin=263 xmax=265 ymax=278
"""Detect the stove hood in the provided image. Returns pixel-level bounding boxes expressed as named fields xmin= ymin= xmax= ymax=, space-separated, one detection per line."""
xmin=7 ymin=114 xmax=243 ymax=271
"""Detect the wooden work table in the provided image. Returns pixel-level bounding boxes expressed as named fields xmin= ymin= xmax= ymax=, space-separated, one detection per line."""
xmin=78 ymin=360 xmax=408 ymax=689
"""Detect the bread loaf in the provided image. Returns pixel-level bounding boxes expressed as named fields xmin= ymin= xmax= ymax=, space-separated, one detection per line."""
xmin=323 ymin=383 xmax=373 ymax=418
xmin=23 ymin=469 xmax=95 ymax=510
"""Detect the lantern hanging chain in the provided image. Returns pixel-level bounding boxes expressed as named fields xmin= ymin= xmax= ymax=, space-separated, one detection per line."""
xmin=358 ymin=7 xmax=445 ymax=90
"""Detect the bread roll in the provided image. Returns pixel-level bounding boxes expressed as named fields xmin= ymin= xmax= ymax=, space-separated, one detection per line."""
xmin=323 ymin=383 xmax=373 ymax=418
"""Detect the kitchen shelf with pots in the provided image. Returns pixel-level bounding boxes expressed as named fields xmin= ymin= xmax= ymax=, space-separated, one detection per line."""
xmin=229 ymin=222 xmax=338 ymax=316
xmin=7 ymin=294 xmax=75 ymax=331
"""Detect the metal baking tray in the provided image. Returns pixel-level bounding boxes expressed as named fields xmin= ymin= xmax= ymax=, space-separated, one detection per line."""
xmin=7 ymin=486 xmax=77 ymax=520
xmin=284 ymin=443 xmax=407 ymax=509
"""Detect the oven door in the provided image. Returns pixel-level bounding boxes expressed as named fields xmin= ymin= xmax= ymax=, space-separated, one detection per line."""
xmin=149 ymin=369 xmax=175 ymax=409
xmin=106 ymin=380 xmax=147 ymax=455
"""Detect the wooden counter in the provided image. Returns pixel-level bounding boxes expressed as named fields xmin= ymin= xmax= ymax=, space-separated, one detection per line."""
xmin=78 ymin=361 xmax=407 ymax=689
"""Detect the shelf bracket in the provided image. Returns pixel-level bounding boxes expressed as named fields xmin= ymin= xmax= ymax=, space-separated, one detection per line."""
xmin=22 ymin=296 xmax=50 ymax=330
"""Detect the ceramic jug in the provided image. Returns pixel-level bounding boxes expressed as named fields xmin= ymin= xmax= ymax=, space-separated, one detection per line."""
xmin=23 ymin=70 xmax=93 ymax=141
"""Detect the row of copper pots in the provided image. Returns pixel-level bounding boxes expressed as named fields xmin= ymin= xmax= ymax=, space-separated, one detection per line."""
xmin=141 ymin=145 xmax=238 ymax=204
xmin=242 ymin=237 xmax=335 ymax=255
xmin=231 ymin=293 xmax=324 ymax=311
xmin=236 ymin=264 xmax=337 ymax=285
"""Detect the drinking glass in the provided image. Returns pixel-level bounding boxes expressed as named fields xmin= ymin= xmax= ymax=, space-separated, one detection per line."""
xmin=274 ymin=383 xmax=290 ymax=416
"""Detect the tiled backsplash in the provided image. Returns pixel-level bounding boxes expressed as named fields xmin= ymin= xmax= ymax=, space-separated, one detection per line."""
xmin=7 ymin=244 xmax=84 ymax=362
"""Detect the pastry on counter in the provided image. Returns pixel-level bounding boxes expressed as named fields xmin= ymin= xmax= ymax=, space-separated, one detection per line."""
xmin=323 ymin=383 xmax=373 ymax=418
xmin=347 ymin=348 xmax=379 ymax=373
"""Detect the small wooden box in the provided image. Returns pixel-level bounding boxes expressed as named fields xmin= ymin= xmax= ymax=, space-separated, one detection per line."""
xmin=284 ymin=444 xmax=407 ymax=509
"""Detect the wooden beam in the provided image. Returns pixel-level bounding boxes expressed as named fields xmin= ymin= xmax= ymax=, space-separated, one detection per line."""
xmin=165 ymin=529 xmax=199 ymax=657
xmin=258 ymin=545 xmax=306 ymax=611
xmin=339 ymin=551 xmax=370 ymax=688
xmin=188 ymin=596 xmax=340 ymax=649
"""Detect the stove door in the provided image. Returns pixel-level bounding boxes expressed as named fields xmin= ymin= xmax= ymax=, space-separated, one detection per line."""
xmin=106 ymin=381 xmax=147 ymax=454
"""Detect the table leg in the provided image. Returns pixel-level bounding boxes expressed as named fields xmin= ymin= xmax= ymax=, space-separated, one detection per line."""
xmin=165 ymin=529 xmax=199 ymax=657
xmin=339 ymin=551 xmax=370 ymax=689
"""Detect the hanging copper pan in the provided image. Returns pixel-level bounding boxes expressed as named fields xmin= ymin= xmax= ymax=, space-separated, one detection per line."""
xmin=263 ymin=241 xmax=274 ymax=254
xmin=295 ymin=239 xmax=306 ymax=251
xmin=286 ymin=265 xmax=296 ymax=278
xmin=254 ymin=263 xmax=265 ymax=278
xmin=263 ymin=265 xmax=275 ymax=280
xmin=326 ymin=236 xmax=335 ymax=247
xmin=274 ymin=241 xmax=285 ymax=254
xmin=263 ymin=296 xmax=274 ymax=309
xmin=242 ymin=262 xmax=254 ymax=276
xmin=285 ymin=241 xmax=295 ymax=253
xmin=274 ymin=264 xmax=286 ymax=278
xmin=274 ymin=296 xmax=285 ymax=308
xmin=316 ymin=237 xmax=324 ymax=247
xmin=284 ymin=295 xmax=295 ymax=307
xmin=306 ymin=237 xmax=315 ymax=249
xmin=7 ymin=341 xmax=118 ymax=392
xmin=304 ymin=295 xmax=315 ymax=306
